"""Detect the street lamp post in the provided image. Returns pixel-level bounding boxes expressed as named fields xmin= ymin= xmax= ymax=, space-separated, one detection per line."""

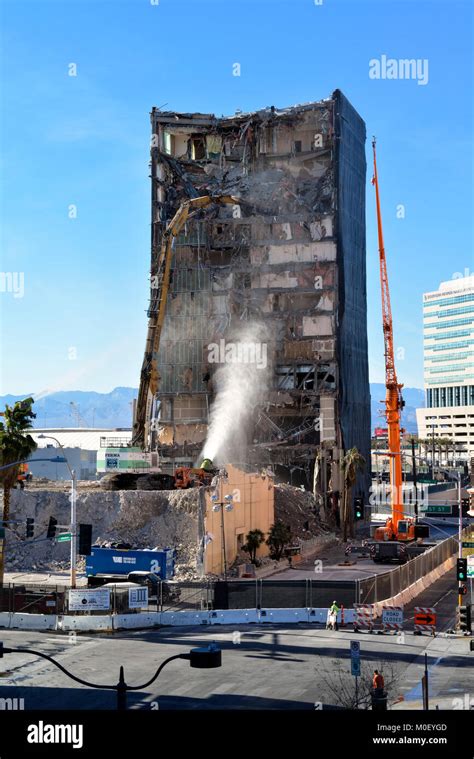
xmin=38 ymin=435 xmax=77 ymax=588
xmin=211 ymin=474 xmax=234 ymax=580
xmin=429 ymin=424 xmax=436 ymax=480
xmin=0 ymin=642 xmax=222 ymax=710
xmin=457 ymin=471 xmax=463 ymax=608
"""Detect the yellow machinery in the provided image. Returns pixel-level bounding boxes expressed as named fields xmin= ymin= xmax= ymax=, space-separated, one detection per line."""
xmin=132 ymin=195 xmax=240 ymax=450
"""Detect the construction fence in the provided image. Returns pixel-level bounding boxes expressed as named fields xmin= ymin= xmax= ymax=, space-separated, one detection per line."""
xmin=1 ymin=526 xmax=469 ymax=617
xmin=359 ymin=525 xmax=472 ymax=605
xmin=0 ymin=579 xmax=358 ymax=616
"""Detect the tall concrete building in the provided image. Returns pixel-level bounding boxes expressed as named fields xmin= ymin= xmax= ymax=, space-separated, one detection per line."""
xmin=417 ymin=275 xmax=474 ymax=461
xmin=147 ymin=91 xmax=371 ymax=493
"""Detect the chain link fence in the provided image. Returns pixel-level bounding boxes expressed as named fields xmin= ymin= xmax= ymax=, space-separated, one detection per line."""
xmin=359 ymin=525 xmax=472 ymax=604
xmin=1 ymin=526 xmax=469 ymax=615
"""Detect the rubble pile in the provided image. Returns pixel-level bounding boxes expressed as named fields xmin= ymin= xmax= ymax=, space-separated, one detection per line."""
xmin=4 ymin=480 xmax=328 ymax=579
xmin=3 ymin=488 xmax=201 ymax=577
xmin=274 ymin=483 xmax=327 ymax=542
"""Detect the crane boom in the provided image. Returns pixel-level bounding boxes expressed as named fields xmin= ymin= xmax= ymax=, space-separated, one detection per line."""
xmin=132 ymin=194 xmax=241 ymax=448
xmin=372 ymin=139 xmax=405 ymax=538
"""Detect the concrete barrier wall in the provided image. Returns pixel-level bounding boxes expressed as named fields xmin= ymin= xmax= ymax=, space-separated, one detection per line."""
xmin=113 ymin=613 xmax=161 ymax=630
xmin=260 ymin=608 xmax=310 ymax=624
xmin=57 ymin=615 xmax=113 ymax=632
xmin=371 ymin=555 xmax=456 ymax=618
xmin=210 ymin=610 xmax=259 ymax=625
xmin=160 ymin=611 xmax=211 ymax=626
xmin=0 ymin=607 xmax=356 ymax=631
xmin=9 ymin=614 xmax=56 ymax=630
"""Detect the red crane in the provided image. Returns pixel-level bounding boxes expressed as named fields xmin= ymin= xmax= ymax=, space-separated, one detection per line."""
xmin=372 ymin=138 xmax=416 ymax=545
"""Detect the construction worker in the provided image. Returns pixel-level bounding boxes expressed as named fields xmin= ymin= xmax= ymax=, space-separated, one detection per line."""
xmin=200 ymin=458 xmax=214 ymax=472
xmin=327 ymin=600 xmax=340 ymax=631
xmin=372 ymin=669 xmax=384 ymax=695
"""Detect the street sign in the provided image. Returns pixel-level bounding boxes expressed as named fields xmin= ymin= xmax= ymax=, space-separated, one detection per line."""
xmin=350 ymin=640 xmax=360 ymax=676
xmin=419 ymin=504 xmax=451 ymax=515
xmin=414 ymin=612 xmax=436 ymax=626
xmin=467 ymin=555 xmax=474 ymax=579
xmin=382 ymin=608 xmax=403 ymax=626
xmin=56 ymin=533 xmax=72 ymax=543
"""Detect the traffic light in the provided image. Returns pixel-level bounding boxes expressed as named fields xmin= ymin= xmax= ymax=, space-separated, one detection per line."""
xmin=25 ymin=518 xmax=34 ymax=539
xmin=457 ymin=557 xmax=467 ymax=582
xmin=354 ymin=497 xmax=364 ymax=521
xmin=78 ymin=524 xmax=92 ymax=556
xmin=46 ymin=516 xmax=58 ymax=539
xmin=459 ymin=584 xmax=467 ymax=596
xmin=459 ymin=604 xmax=471 ymax=632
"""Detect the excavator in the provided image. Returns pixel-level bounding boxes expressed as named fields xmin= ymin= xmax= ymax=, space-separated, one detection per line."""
xmin=101 ymin=195 xmax=240 ymax=491
xmin=370 ymin=139 xmax=429 ymax=563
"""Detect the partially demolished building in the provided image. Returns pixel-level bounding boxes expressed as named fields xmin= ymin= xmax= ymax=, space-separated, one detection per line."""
xmin=148 ymin=90 xmax=371 ymax=495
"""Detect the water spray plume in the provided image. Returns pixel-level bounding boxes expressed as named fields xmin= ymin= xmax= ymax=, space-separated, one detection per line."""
xmin=201 ymin=324 xmax=270 ymax=465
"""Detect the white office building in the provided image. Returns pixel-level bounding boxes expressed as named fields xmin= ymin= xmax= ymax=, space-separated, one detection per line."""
xmin=26 ymin=428 xmax=132 ymax=480
xmin=417 ymin=275 xmax=474 ymax=462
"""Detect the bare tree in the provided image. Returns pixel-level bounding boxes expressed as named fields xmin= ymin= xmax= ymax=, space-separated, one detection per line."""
xmin=314 ymin=656 xmax=404 ymax=710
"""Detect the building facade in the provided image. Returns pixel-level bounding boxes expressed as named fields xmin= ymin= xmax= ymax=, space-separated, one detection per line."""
xmin=417 ymin=275 xmax=474 ymax=461
xmin=202 ymin=465 xmax=274 ymax=575
xmin=147 ymin=91 xmax=371 ymax=494
xmin=28 ymin=428 xmax=132 ymax=480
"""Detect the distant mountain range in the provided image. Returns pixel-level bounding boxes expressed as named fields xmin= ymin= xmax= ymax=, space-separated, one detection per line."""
xmin=0 ymin=387 xmax=136 ymax=429
xmin=370 ymin=383 xmax=424 ymax=434
xmin=0 ymin=383 xmax=425 ymax=434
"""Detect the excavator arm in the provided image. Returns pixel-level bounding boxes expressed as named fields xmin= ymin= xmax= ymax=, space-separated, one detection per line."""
xmin=132 ymin=194 xmax=241 ymax=448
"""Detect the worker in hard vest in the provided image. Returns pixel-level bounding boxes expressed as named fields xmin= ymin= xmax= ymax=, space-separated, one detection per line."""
xmin=200 ymin=458 xmax=214 ymax=472
xmin=328 ymin=600 xmax=340 ymax=631
xmin=373 ymin=669 xmax=384 ymax=694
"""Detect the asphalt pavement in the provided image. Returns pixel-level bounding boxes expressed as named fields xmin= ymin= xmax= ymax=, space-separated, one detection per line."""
xmin=0 ymin=568 xmax=471 ymax=711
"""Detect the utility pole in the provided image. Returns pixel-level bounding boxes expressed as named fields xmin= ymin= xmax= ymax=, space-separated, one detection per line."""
xmin=431 ymin=424 xmax=436 ymax=480
xmin=411 ymin=437 xmax=418 ymax=520
xmin=458 ymin=471 xmax=463 ymax=608
xmin=70 ymin=469 xmax=77 ymax=588
xmin=211 ymin=473 xmax=233 ymax=580
xmin=37 ymin=435 xmax=77 ymax=587
xmin=422 ymin=652 xmax=429 ymax=710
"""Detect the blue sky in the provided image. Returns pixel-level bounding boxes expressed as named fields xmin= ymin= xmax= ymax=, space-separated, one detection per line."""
xmin=1 ymin=0 xmax=472 ymax=395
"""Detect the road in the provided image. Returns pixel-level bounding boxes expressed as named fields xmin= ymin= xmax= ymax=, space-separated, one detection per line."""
xmin=0 ymin=570 xmax=472 ymax=711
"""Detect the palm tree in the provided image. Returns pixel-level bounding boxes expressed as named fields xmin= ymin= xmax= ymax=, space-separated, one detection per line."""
xmin=266 ymin=521 xmax=292 ymax=561
xmin=0 ymin=398 xmax=37 ymax=585
xmin=242 ymin=529 xmax=265 ymax=564
xmin=341 ymin=447 xmax=366 ymax=541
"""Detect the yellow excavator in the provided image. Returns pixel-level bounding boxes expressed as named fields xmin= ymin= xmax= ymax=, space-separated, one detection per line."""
xmin=101 ymin=195 xmax=240 ymax=490
xmin=133 ymin=194 xmax=240 ymax=449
